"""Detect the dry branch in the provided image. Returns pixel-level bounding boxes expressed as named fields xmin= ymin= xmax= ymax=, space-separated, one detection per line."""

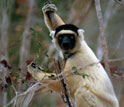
xmin=95 ymin=0 xmax=124 ymax=100
xmin=5 ymin=82 xmax=41 ymax=107
xmin=17 ymin=0 xmax=35 ymax=105
xmin=19 ymin=0 xmax=35 ymax=73
xmin=68 ymin=0 xmax=93 ymax=26
xmin=96 ymin=0 xmax=119 ymax=60
xmin=114 ymin=0 xmax=124 ymax=6
xmin=6 ymin=61 xmax=99 ymax=107
xmin=53 ymin=59 xmax=74 ymax=107
xmin=94 ymin=0 xmax=111 ymax=77
xmin=6 ymin=59 xmax=124 ymax=107
xmin=109 ymin=57 xmax=124 ymax=62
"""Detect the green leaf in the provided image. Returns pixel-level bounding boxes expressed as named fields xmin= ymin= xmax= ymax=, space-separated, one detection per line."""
xmin=74 ymin=71 xmax=79 ymax=75
xmin=82 ymin=74 xmax=88 ymax=79
xmin=72 ymin=66 xmax=77 ymax=70
xmin=74 ymin=71 xmax=88 ymax=79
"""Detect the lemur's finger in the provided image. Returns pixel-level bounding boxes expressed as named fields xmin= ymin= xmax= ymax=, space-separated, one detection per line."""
xmin=42 ymin=4 xmax=57 ymax=13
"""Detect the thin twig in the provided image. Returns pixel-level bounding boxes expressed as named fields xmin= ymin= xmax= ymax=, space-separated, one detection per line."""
xmin=5 ymin=82 xmax=41 ymax=107
xmin=94 ymin=0 xmax=111 ymax=77
xmin=40 ymin=60 xmax=124 ymax=83
xmin=112 ymin=34 xmax=123 ymax=56
xmin=114 ymin=0 xmax=124 ymax=6
xmin=6 ymin=60 xmax=124 ymax=107
xmin=109 ymin=57 xmax=124 ymax=62
xmin=12 ymin=85 xmax=18 ymax=107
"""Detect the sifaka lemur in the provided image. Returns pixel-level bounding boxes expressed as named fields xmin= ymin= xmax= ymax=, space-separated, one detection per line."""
xmin=28 ymin=3 xmax=119 ymax=107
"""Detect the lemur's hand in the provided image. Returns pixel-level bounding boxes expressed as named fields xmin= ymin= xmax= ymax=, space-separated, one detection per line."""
xmin=27 ymin=62 xmax=46 ymax=81
xmin=27 ymin=62 xmax=56 ymax=81
xmin=42 ymin=3 xmax=57 ymax=13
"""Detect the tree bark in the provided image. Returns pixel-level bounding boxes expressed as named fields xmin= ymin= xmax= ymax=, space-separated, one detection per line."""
xmin=16 ymin=0 xmax=35 ymax=106
xmin=19 ymin=0 xmax=35 ymax=74
xmin=0 ymin=8 xmax=10 ymax=107
xmin=94 ymin=0 xmax=111 ymax=77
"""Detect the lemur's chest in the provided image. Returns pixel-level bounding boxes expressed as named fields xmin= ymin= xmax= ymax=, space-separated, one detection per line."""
xmin=63 ymin=53 xmax=90 ymax=97
xmin=63 ymin=51 xmax=103 ymax=96
xmin=64 ymin=51 xmax=98 ymax=72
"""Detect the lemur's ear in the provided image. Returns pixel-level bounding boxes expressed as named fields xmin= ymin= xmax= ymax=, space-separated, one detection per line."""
xmin=78 ymin=29 xmax=85 ymax=40
xmin=50 ymin=31 xmax=55 ymax=38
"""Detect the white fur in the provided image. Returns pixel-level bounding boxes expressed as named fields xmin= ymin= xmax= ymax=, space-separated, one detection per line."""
xmin=78 ymin=29 xmax=85 ymax=40
xmin=29 ymin=30 xmax=119 ymax=106
xmin=50 ymin=30 xmax=55 ymax=38
xmin=50 ymin=28 xmax=119 ymax=107
xmin=64 ymin=41 xmax=119 ymax=107
xmin=50 ymin=31 xmax=56 ymax=43
xmin=56 ymin=30 xmax=76 ymax=36
xmin=41 ymin=6 xmax=119 ymax=106
xmin=51 ymin=28 xmax=119 ymax=106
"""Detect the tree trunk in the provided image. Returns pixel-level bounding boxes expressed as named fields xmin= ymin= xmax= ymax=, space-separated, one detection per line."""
xmin=0 ymin=8 xmax=10 ymax=107
xmin=19 ymin=0 xmax=35 ymax=75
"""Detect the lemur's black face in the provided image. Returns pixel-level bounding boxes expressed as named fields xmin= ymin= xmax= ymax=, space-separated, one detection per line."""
xmin=58 ymin=34 xmax=76 ymax=50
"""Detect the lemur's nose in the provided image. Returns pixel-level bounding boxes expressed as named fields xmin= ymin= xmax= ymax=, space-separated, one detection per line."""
xmin=62 ymin=42 xmax=70 ymax=50
xmin=62 ymin=36 xmax=71 ymax=50
xmin=31 ymin=63 xmax=36 ymax=68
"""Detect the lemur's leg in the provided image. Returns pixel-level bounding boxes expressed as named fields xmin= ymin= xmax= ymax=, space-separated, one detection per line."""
xmin=42 ymin=3 xmax=65 ymax=31
xmin=74 ymin=86 xmax=118 ymax=107
xmin=27 ymin=62 xmax=61 ymax=93
xmin=74 ymin=87 xmax=104 ymax=107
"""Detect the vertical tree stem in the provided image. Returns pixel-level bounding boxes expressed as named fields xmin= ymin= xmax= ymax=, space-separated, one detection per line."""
xmin=19 ymin=0 xmax=35 ymax=74
xmin=0 ymin=8 xmax=10 ymax=107
xmin=54 ymin=59 xmax=74 ymax=107
xmin=94 ymin=0 xmax=111 ymax=77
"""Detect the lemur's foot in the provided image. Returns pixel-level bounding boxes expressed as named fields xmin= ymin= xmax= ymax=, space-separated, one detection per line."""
xmin=27 ymin=62 xmax=56 ymax=81
xmin=42 ymin=4 xmax=57 ymax=13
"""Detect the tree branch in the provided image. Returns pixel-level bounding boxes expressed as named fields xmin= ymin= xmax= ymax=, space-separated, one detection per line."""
xmin=6 ymin=59 xmax=124 ymax=107
xmin=94 ymin=0 xmax=111 ymax=77
xmin=53 ymin=59 xmax=74 ymax=107
xmin=0 ymin=8 xmax=10 ymax=107
xmin=114 ymin=0 xmax=124 ymax=6
xmin=5 ymin=82 xmax=41 ymax=107
xmin=19 ymin=0 xmax=35 ymax=73
xmin=96 ymin=0 xmax=116 ymax=60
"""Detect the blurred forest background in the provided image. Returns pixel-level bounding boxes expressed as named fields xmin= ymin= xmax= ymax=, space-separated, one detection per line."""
xmin=0 ymin=0 xmax=124 ymax=107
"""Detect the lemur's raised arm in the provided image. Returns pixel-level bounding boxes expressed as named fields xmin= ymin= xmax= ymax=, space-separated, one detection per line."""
xmin=28 ymin=3 xmax=65 ymax=94
xmin=42 ymin=3 xmax=65 ymax=31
